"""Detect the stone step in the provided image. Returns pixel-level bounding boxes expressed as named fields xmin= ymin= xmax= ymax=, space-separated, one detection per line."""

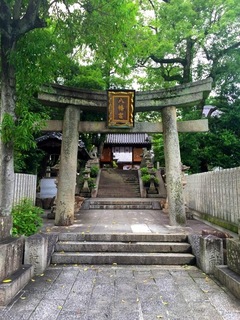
xmin=51 ymin=252 xmax=195 ymax=265
xmin=97 ymin=184 xmax=139 ymax=188
xmin=83 ymin=199 xmax=161 ymax=210
xmin=97 ymin=169 xmax=141 ymax=198
xmin=97 ymin=192 xmax=141 ymax=198
xmin=56 ymin=241 xmax=191 ymax=253
xmin=58 ymin=232 xmax=188 ymax=242
xmin=96 ymin=194 xmax=141 ymax=199
xmin=52 ymin=232 xmax=194 ymax=266
xmin=89 ymin=203 xmax=150 ymax=209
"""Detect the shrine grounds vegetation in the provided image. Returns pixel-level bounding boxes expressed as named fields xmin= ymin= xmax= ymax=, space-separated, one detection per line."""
xmin=12 ymin=199 xmax=43 ymax=237
xmin=1 ymin=0 xmax=240 ymax=218
xmin=140 ymin=167 xmax=159 ymax=187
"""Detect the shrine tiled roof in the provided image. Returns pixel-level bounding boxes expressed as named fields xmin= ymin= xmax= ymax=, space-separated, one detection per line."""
xmin=105 ymin=133 xmax=151 ymax=145
xmin=36 ymin=132 xmax=85 ymax=148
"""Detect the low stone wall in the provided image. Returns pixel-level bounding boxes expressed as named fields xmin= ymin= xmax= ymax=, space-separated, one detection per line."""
xmin=184 ymin=168 xmax=240 ymax=232
xmin=214 ymin=237 xmax=240 ymax=300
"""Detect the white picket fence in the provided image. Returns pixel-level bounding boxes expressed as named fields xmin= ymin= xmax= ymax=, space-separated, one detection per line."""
xmin=13 ymin=173 xmax=37 ymax=205
xmin=184 ymin=167 xmax=240 ymax=226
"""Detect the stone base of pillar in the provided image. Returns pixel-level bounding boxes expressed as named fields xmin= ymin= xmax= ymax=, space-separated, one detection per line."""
xmin=0 ymin=216 xmax=12 ymax=240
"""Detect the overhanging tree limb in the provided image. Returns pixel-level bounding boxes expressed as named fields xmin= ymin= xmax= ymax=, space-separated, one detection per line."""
xmin=15 ymin=0 xmax=47 ymax=40
xmin=13 ymin=0 xmax=23 ymax=20
xmin=161 ymin=71 xmax=183 ymax=83
xmin=0 ymin=0 xmax=11 ymax=38
xmin=216 ymin=41 xmax=240 ymax=59
xmin=150 ymin=54 xmax=187 ymax=66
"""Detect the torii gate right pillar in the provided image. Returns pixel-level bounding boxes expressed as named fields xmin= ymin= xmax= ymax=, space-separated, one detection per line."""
xmin=161 ymin=106 xmax=186 ymax=226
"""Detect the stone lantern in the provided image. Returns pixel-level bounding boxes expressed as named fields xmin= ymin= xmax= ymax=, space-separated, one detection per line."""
xmin=80 ymin=165 xmax=91 ymax=197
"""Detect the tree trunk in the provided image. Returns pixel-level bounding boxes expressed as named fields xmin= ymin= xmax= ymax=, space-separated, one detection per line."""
xmin=0 ymin=35 xmax=16 ymax=218
xmin=182 ymin=37 xmax=194 ymax=84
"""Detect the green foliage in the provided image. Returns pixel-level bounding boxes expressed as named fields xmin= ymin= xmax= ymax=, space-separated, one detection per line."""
xmin=12 ymin=199 xmax=43 ymax=237
xmin=140 ymin=167 xmax=159 ymax=186
xmin=0 ymin=113 xmax=15 ymax=145
xmin=64 ymin=64 xmax=106 ymax=90
xmin=14 ymin=148 xmax=46 ymax=174
xmin=0 ymin=111 xmax=46 ymax=150
xmin=141 ymin=173 xmax=159 ymax=186
xmin=0 ymin=110 xmax=47 ymax=174
xmin=135 ymin=0 xmax=240 ymax=92
xmin=79 ymin=0 xmax=138 ymax=84
xmin=178 ymin=98 xmax=240 ymax=172
xmin=2 ymin=0 xmax=240 ymax=180
xmin=141 ymin=174 xmax=151 ymax=186
xmin=77 ymin=168 xmax=96 ymax=191
xmin=90 ymin=166 xmax=99 ymax=178
xmin=112 ymin=161 xmax=118 ymax=169
xmin=87 ymin=177 xmax=96 ymax=190
xmin=140 ymin=167 xmax=149 ymax=176
xmin=152 ymin=135 xmax=165 ymax=167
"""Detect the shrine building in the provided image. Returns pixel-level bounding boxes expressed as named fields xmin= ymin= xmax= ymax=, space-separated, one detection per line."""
xmin=100 ymin=133 xmax=151 ymax=169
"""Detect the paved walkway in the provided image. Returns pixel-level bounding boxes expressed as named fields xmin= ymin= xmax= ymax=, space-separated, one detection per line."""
xmin=1 ymin=205 xmax=239 ymax=319
xmin=1 ymin=265 xmax=240 ymax=320
xmin=40 ymin=204 xmax=225 ymax=235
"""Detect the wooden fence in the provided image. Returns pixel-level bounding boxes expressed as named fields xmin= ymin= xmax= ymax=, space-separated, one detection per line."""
xmin=184 ymin=167 xmax=240 ymax=229
xmin=13 ymin=173 xmax=37 ymax=205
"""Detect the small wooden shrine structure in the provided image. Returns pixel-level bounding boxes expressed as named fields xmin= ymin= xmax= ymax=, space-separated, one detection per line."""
xmin=100 ymin=133 xmax=151 ymax=169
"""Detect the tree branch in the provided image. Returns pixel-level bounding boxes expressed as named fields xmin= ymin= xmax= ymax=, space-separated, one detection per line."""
xmin=207 ymin=106 xmax=219 ymax=117
xmin=202 ymin=45 xmax=212 ymax=61
xmin=161 ymin=72 xmax=183 ymax=83
xmin=148 ymin=0 xmax=155 ymax=10
xmin=13 ymin=0 xmax=23 ymax=20
xmin=0 ymin=0 xmax=11 ymax=38
xmin=150 ymin=54 xmax=187 ymax=66
xmin=14 ymin=0 xmax=47 ymax=39
xmin=216 ymin=41 xmax=240 ymax=59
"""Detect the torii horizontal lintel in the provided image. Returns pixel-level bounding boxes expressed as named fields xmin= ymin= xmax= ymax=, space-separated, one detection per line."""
xmin=42 ymin=119 xmax=208 ymax=133
xmin=38 ymin=78 xmax=212 ymax=112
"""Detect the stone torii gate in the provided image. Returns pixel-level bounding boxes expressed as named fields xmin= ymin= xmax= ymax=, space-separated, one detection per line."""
xmin=38 ymin=78 xmax=212 ymax=227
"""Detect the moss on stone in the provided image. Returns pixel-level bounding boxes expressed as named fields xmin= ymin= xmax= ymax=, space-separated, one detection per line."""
xmin=199 ymin=212 xmax=238 ymax=234
xmin=176 ymin=214 xmax=186 ymax=226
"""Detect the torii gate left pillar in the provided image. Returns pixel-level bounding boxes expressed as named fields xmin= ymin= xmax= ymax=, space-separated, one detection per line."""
xmin=55 ymin=105 xmax=80 ymax=226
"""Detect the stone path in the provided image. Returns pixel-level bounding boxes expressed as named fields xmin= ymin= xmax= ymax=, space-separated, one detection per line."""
xmin=1 ymin=265 xmax=240 ymax=320
xmin=40 ymin=208 xmax=221 ymax=235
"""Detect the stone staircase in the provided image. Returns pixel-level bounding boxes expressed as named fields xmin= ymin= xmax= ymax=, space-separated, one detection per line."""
xmin=51 ymin=233 xmax=195 ymax=265
xmin=82 ymin=198 xmax=161 ymax=210
xmin=97 ymin=169 xmax=140 ymax=198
